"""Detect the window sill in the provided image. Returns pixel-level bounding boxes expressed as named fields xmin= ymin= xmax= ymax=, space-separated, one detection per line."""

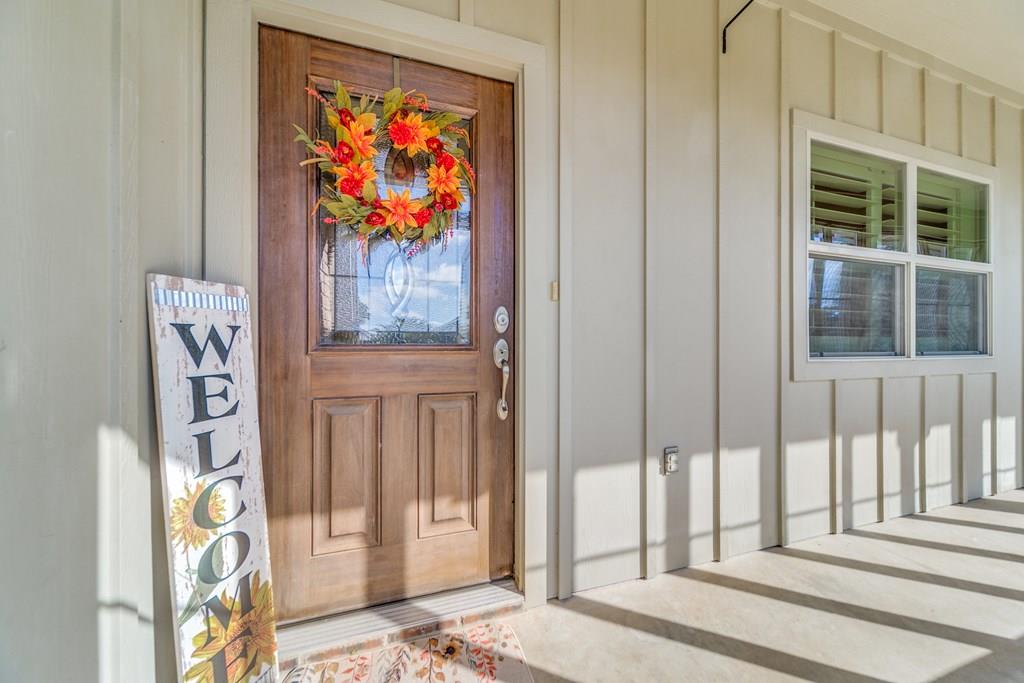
xmin=792 ymin=353 xmax=997 ymax=382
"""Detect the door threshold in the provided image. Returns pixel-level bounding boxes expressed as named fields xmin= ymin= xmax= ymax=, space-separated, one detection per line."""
xmin=276 ymin=579 xmax=523 ymax=668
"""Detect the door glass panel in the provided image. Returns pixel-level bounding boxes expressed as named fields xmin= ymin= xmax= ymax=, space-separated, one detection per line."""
xmin=316 ymin=97 xmax=473 ymax=346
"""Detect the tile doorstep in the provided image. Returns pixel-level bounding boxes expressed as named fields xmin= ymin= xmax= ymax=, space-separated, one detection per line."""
xmin=277 ymin=579 xmax=524 ymax=671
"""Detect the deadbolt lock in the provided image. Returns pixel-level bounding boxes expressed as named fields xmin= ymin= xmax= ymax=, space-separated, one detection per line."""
xmin=493 ymin=307 xmax=509 ymax=333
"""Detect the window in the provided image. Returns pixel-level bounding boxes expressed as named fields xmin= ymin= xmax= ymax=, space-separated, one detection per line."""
xmin=915 ymin=268 xmax=987 ymax=355
xmin=808 ymin=257 xmax=903 ymax=357
xmin=793 ymin=111 xmax=996 ymax=380
xmin=810 ymin=143 xmax=905 ymax=251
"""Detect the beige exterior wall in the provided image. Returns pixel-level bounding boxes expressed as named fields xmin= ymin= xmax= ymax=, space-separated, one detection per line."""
xmin=2 ymin=0 xmax=1023 ymax=680
xmin=1 ymin=0 xmax=202 ymax=680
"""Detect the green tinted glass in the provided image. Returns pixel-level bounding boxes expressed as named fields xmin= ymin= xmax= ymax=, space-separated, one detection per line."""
xmin=810 ymin=142 xmax=905 ymax=251
xmin=916 ymin=169 xmax=988 ymax=263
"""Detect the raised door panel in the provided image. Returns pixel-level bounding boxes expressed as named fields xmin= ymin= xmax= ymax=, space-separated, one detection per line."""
xmin=313 ymin=397 xmax=382 ymax=554
xmin=418 ymin=393 xmax=477 ymax=538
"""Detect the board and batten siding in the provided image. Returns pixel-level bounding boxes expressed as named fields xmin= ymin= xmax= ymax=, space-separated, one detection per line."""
xmin=711 ymin=1 xmax=1024 ymax=556
xmin=642 ymin=0 xmax=1024 ymax=578
xmin=581 ymin=0 xmax=1024 ymax=584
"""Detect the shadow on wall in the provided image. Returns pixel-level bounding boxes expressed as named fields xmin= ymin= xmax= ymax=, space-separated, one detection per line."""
xmin=100 ymin=422 xmax=176 ymax=682
xmin=575 ymin=411 xmax=975 ymax=594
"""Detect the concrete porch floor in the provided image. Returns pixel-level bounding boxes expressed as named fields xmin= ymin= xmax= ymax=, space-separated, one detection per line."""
xmin=506 ymin=489 xmax=1024 ymax=682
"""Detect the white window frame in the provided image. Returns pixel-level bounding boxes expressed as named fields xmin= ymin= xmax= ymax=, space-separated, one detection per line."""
xmin=792 ymin=110 xmax=998 ymax=382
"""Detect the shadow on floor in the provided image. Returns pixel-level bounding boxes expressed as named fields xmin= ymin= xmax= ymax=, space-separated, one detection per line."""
xmin=904 ymin=513 xmax=1024 ymax=536
xmin=964 ymin=498 xmax=1024 ymax=516
xmin=670 ymin=568 xmax=1011 ymax=652
xmin=763 ymin=546 xmax=1024 ymax=602
xmin=551 ymin=596 xmax=887 ymax=682
xmin=844 ymin=528 xmax=1024 ymax=564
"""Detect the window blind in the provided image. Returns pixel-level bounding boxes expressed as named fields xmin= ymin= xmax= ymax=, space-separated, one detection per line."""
xmin=811 ymin=143 xmax=904 ymax=252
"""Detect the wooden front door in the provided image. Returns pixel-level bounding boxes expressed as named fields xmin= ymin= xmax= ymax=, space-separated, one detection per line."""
xmin=258 ymin=26 xmax=515 ymax=623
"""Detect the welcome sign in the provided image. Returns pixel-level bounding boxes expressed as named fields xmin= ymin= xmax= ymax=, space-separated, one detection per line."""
xmin=147 ymin=274 xmax=278 ymax=683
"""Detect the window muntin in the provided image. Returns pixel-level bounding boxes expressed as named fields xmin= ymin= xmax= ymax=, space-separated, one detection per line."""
xmin=811 ymin=142 xmax=905 ymax=252
xmin=915 ymin=268 xmax=987 ymax=355
xmin=916 ymin=169 xmax=988 ymax=263
xmin=808 ymin=257 xmax=903 ymax=357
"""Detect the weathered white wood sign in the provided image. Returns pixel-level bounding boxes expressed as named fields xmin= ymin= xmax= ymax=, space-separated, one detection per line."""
xmin=147 ymin=274 xmax=278 ymax=683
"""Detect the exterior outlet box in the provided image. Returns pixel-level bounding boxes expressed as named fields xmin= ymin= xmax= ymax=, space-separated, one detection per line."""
xmin=663 ymin=447 xmax=680 ymax=475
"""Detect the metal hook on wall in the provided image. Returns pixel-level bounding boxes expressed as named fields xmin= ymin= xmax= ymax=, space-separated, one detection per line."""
xmin=722 ymin=0 xmax=756 ymax=54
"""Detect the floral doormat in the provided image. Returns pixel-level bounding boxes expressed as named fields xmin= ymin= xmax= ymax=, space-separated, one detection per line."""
xmin=281 ymin=622 xmax=534 ymax=683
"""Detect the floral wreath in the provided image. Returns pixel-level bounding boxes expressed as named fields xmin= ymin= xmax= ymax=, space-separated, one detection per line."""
xmin=293 ymin=81 xmax=475 ymax=258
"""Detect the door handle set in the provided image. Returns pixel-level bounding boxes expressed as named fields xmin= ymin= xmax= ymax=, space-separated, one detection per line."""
xmin=497 ymin=360 xmax=510 ymax=420
xmin=493 ymin=307 xmax=510 ymax=420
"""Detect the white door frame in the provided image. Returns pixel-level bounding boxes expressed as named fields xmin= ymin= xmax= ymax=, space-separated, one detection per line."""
xmin=204 ymin=0 xmax=555 ymax=608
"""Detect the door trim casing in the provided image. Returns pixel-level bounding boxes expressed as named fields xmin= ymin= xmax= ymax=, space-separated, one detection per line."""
xmin=204 ymin=0 xmax=554 ymax=609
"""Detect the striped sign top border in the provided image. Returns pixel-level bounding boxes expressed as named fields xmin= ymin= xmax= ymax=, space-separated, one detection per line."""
xmin=153 ymin=287 xmax=249 ymax=312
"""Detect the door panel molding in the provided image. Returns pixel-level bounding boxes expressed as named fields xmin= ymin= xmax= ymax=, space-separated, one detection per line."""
xmin=313 ymin=397 xmax=382 ymax=554
xmin=418 ymin=393 xmax=478 ymax=538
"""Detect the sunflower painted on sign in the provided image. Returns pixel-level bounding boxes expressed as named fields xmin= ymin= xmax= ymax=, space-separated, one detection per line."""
xmin=293 ymin=81 xmax=476 ymax=259
xmin=170 ymin=480 xmax=227 ymax=551
xmin=185 ymin=571 xmax=277 ymax=683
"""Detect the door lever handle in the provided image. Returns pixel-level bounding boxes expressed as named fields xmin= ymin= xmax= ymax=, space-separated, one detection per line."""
xmin=493 ymin=338 xmax=510 ymax=420
xmin=497 ymin=360 xmax=510 ymax=420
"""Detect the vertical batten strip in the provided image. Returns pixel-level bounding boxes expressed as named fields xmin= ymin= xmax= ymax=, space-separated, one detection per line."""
xmin=713 ymin=0 xmax=723 ymax=562
xmin=777 ymin=7 xmax=789 ymax=546
xmin=641 ymin=0 xmax=656 ymax=579
xmin=987 ymin=374 xmax=995 ymax=497
xmin=556 ymin=0 xmax=574 ymax=600
xmin=957 ymin=83 xmax=965 ymax=157
xmin=876 ymin=378 xmax=884 ymax=521
xmin=919 ymin=376 xmax=927 ymax=512
xmin=715 ymin=0 xmax=723 ymax=561
xmin=925 ymin=68 xmax=933 ymax=149
xmin=1017 ymin=106 xmax=1024 ymax=492
xmin=954 ymin=374 xmax=962 ymax=501
xmin=830 ymin=29 xmax=839 ymax=120
xmin=879 ymin=50 xmax=888 ymax=135
xmin=990 ymin=95 xmax=997 ymax=167
xmin=922 ymin=68 xmax=931 ymax=148
xmin=830 ymin=379 xmax=838 ymax=533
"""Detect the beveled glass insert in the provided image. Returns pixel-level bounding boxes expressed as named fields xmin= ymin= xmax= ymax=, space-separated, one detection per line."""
xmin=915 ymin=268 xmax=987 ymax=355
xmin=916 ymin=169 xmax=988 ymax=263
xmin=808 ymin=256 xmax=904 ymax=357
xmin=810 ymin=142 xmax=905 ymax=251
xmin=316 ymin=97 xmax=473 ymax=346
